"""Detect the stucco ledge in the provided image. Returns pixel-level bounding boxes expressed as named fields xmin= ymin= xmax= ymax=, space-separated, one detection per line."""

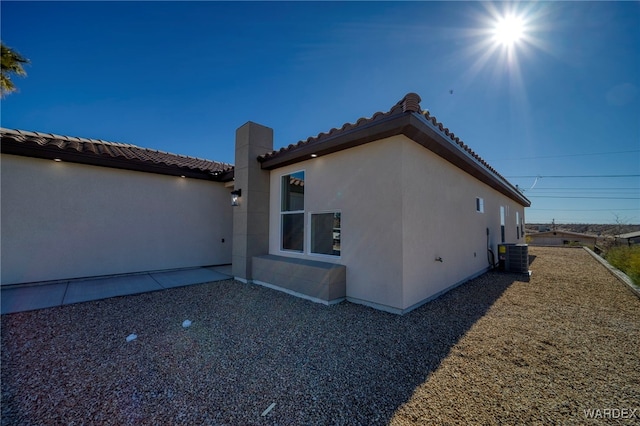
xmin=251 ymin=254 xmax=346 ymax=304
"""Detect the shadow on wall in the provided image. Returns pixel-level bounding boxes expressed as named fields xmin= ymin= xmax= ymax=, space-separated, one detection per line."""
xmin=1 ymin=269 xmax=523 ymax=425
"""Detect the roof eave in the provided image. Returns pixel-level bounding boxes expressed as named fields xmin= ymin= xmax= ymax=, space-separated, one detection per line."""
xmin=406 ymin=113 xmax=531 ymax=207
xmin=1 ymin=138 xmax=227 ymax=182
xmin=259 ymin=112 xmax=530 ymax=207
xmin=259 ymin=113 xmax=409 ymax=170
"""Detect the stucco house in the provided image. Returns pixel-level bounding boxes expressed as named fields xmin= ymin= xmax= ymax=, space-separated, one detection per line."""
xmin=615 ymin=231 xmax=640 ymax=246
xmin=0 ymin=129 xmax=235 ymax=285
xmin=230 ymin=93 xmax=530 ymax=313
xmin=1 ymin=92 xmax=530 ymax=314
xmin=527 ymin=230 xmax=597 ymax=248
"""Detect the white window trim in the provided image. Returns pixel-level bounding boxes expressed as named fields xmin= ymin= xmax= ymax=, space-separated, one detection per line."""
xmin=308 ymin=210 xmax=342 ymax=259
xmin=280 ymin=170 xmax=305 ymax=253
xmin=476 ymin=197 xmax=484 ymax=213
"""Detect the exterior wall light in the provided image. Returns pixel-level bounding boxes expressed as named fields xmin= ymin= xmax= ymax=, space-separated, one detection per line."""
xmin=231 ymin=189 xmax=241 ymax=206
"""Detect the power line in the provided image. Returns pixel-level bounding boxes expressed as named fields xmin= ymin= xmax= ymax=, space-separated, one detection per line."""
xmin=528 ymin=190 xmax=639 ymax=195
xmin=525 ymin=191 xmax=639 ymax=196
xmin=507 ymin=174 xmax=640 ymax=178
xmin=522 ymin=186 xmax=639 ymax=196
xmin=531 ymin=188 xmax=640 ymax=194
xmin=528 ymin=208 xmax=639 ymax=211
xmin=490 ymin=149 xmax=640 ymax=161
xmin=529 ymin=188 xmax=639 ymax=191
xmin=527 ymin=196 xmax=639 ymax=199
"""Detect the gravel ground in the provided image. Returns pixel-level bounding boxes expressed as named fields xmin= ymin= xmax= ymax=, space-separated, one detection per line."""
xmin=2 ymin=247 xmax=638 ymax=425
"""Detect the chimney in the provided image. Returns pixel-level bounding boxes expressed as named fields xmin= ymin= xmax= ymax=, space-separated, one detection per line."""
xmin=232 ymin=122 xmax=273 ymax=281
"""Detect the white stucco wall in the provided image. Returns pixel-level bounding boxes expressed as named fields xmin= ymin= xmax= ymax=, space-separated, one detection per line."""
xmin=1 ymin=154 xmax=232 ymax=285
xmin=267 ymin=135 xmax=527 ymax=313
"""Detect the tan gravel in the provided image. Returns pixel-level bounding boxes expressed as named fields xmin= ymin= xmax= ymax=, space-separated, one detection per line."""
xmin=2 ymin=247 xmax=639 ymax=425
xmin=390 ymin=247 xmax=639 ymax=425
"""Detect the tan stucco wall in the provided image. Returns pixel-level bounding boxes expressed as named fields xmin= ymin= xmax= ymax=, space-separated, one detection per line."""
xmin=1 ymin=154 xmax=232 ymax=285
xmin=267 ymin=135 xmax=527 ymax=313
xmin=268 ymin=137 xmax=404 ymax=311
xmin=400 ymin=138 xmax=526 ymax=310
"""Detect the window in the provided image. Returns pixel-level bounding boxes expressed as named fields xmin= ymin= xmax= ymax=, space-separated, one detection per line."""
xmin=311 ymin=212 xmax=341 ymax=256
xmin=500 ymin=206 xmax=506 ymax=243
xmin=476 ymin=197 xmax=484 ymax=213
xmin=281 ymin=171 xmax=304 ymax=252
xmin=516 ymin=211 xmax=520 ymax=239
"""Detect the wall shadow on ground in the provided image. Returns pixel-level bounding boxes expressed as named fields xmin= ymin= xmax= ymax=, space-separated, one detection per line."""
xmin=294 ymin=270 xmax=524 ymax=425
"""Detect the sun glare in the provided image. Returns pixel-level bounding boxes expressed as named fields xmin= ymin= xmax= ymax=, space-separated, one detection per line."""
xmin=493 ymin=15 xmax=525 ymax=47
xmin=457 ymin=2 xmax=548 ymax=93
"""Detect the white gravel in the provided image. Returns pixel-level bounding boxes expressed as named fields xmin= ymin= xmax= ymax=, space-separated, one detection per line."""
xmin=2 ymin=247 xmax=638 ymax=425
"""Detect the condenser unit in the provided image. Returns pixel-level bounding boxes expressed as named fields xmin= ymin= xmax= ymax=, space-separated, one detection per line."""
xmin=498 ymin=244 xmax=529 ymax=274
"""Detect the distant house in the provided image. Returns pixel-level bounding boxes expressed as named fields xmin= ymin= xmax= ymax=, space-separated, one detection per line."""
xmin=615 ymin=231 xmax=640 ymax=246
xmin=1 ymin=92 xmax=530 ymax=314
xmin=527 ymin=230 xmax=597 ymax=248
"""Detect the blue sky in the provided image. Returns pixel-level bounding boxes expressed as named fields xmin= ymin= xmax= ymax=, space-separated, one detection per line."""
xmin=2 ymin=1 xmax=638 ymax=224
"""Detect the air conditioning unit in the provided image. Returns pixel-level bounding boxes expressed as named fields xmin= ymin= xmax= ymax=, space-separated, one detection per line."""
xmin=498 ymin=244 xmax=529 ymax=273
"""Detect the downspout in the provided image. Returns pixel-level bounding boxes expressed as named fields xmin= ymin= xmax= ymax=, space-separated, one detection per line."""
xmin=487 ymin=227 xmax=497 ymax=269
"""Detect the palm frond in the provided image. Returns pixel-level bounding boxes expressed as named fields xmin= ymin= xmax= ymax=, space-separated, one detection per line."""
xmin=1 ymin=42 xmax=29 ymax=97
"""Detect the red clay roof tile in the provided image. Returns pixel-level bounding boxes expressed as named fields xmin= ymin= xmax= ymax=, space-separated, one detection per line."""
xmin=258 ymin=94 xmax=416 ymax=162
xmin=1 ymin=128 xmax=233 ymax=181
xmin=259 ymin=93 xmax=486 ymax=169
xmin=258 ymin=92 xmax=528 ymax=207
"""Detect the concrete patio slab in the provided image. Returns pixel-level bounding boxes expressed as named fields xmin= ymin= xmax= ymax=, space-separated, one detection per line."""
xmin=1 ymin=282 xmax=68 ymax=314
xmin=210 ymin=264 xmax=232 ymax=276
xmin=150 ymin=268 xmax=231 ymax=289
xmin=64 ymin=274 xmax=164 ymax=305
xmin=1 ymin=265 xmax=233 ymax=315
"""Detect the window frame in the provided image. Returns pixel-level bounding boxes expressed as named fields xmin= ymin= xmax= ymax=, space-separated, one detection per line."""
xmin=476 ymin=197 xmax=485 ymax=213
xmin=308 ymin=210 xmax=342 ymax=258
xmin=500 ymin=205 xmax=506 ymax=243
xmin=280 ymin=170 xmax=305 ymax=253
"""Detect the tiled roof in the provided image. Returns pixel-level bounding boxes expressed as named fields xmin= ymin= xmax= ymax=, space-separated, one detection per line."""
xmin=258 ymin=93 xmax=530 ymax=207
xmin=258 ymin=93 xmax=418 ymax=161
xmin=260 ymin=93 xmax=501 ymax=177
xmin=1 ymin=128 xmax=234 ymax=181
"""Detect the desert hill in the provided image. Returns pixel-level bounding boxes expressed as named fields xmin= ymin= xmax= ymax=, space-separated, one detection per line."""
xmin=526 ymin=223 xmax=640 ymax=237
